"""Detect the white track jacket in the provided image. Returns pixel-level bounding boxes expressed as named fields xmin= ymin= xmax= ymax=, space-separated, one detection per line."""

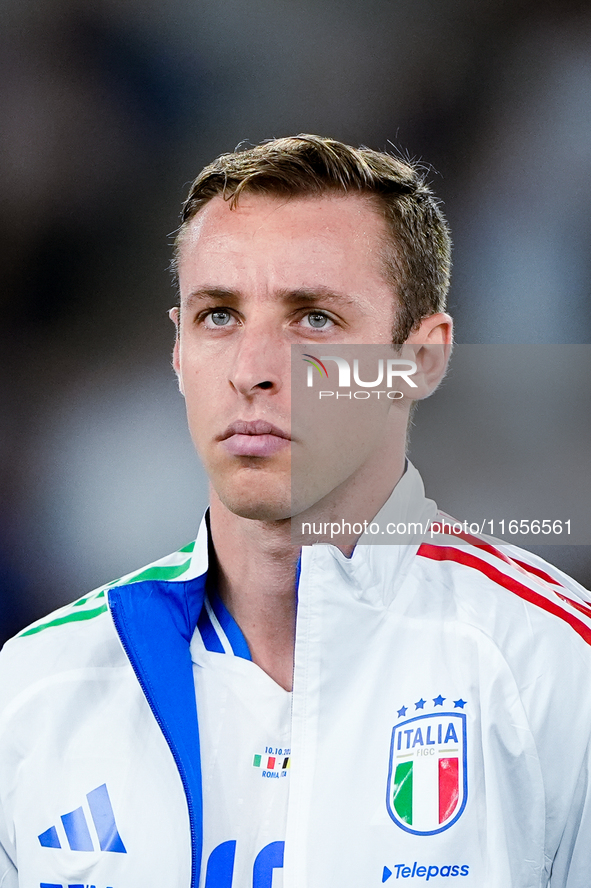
xmin=1 ymin=465 xmax=591 ymax=888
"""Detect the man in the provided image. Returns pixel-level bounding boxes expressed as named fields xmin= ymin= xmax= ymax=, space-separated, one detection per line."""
xmin=0 ymin=135 xmax=590 ymax=888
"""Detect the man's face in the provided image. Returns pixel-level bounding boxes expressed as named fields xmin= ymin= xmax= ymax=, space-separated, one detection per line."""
xmin=174 ymin=193 xmax=408 ymax=522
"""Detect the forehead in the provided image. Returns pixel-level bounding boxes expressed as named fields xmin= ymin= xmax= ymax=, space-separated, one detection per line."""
xmin=176 ymin=192 xmax=392 ymax=297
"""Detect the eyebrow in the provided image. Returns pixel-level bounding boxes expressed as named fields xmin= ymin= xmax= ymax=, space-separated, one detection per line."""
xmin=183 ymin=285 xmax=361 ymax=308
xmin=183 ymin=286 xmax=240 ymax=306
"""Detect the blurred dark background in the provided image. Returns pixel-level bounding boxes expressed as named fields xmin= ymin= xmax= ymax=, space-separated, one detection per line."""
xmin=2 ymin=0 xmax=591 ymax=643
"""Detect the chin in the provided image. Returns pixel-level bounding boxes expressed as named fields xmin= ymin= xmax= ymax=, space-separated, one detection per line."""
xmin=216 ymin=481 xmax=293 ymax=523
xmin=223 ymin=498 xmax=292 ymax=523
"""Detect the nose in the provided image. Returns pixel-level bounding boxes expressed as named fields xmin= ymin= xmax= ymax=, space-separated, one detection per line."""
xmin=228 ymin=322 xmax=289 ymax=397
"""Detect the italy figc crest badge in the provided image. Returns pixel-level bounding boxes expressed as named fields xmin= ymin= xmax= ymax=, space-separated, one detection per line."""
xmin=386 ymin=703 xmax=467 ymax=836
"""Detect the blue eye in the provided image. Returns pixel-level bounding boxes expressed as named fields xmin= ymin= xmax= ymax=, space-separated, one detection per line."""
xmin=305 ymin=312 xmax=332 ymax=329
xmin=202 ymin=308 xmax=237 ymax=330
xmin=210 ymin=310 xmax=231 ymax=326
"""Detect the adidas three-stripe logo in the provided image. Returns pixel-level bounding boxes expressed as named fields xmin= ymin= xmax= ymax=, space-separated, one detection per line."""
xmin=38 ymin=784 xmax=126 ymax=853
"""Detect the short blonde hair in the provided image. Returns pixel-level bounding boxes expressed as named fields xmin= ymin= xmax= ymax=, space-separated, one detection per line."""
xmin=174 ymin=134 xmax=451 ymax=342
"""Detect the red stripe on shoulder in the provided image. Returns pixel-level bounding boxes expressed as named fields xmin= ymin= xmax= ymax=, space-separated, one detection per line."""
xmin=555 ymin=592 xmax=591 ymax=622
xmin=432 ymin=515 xmax=515 ymax=566
xmin=508 ymin=557 xmax=591 ymax=620
xmin=512 ymin=558 xmax=564 ymax=588
xmin=432 ymin=515 xmax=567 ymax=591
xmin=417 ymin=544 xmax=591 ymax=647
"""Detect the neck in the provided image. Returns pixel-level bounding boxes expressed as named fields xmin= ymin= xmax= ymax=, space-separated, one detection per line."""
xmin=209 ymin=494 xmax=299 ymax=690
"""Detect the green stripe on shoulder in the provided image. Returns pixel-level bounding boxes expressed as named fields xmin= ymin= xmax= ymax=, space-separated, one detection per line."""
xmin=17 ymin=540 xmax=196 ymax=639
xmin=72 ymin=589 xmax=106 ymax=607
xmin=179 ymin=541 xmax=195 ymax=554
xmin=116 ymin=556 xmax=193 ymax=586
xmin=19 ymin=604 xmax=109 ymax=637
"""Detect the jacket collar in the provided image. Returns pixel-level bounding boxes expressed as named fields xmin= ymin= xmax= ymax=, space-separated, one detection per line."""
xmin=300 ymin=462 xmax=437 ymax=607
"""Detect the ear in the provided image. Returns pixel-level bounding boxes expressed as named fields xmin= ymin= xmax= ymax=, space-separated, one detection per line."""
xmin=400 ymin=312 xmax=453 ymax=399
xmin=169 ymin=307 xmax=185 ymax=395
